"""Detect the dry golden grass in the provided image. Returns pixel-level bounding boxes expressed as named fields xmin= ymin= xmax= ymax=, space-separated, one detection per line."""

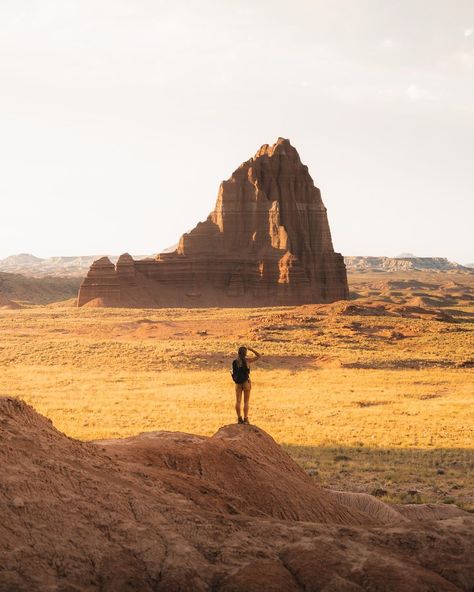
xmin=0 ymin=271 xmax=473 ymax=508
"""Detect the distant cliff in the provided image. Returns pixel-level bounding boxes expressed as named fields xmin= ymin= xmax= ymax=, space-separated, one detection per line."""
xmin=345 ymin=256 xmax=472 ymax=273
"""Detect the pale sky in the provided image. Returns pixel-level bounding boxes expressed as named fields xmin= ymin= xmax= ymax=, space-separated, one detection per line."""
xmin=1 ymin=0 xmax=473 ymax=263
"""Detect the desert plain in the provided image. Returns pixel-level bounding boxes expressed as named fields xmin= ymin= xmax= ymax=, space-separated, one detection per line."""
xmin=1 ymin=270 xmax=473 ymax=512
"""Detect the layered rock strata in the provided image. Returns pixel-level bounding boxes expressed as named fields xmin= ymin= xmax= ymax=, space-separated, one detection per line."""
xmin=78 ymin=138 xmax=349 ymax=307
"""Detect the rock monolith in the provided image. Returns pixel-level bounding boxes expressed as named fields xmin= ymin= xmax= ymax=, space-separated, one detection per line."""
xmin=78 ymin=138 xmax=349 ymax=307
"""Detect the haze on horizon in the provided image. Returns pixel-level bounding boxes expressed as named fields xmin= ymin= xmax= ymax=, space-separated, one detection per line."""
xmin=1 ymin=0 xmax=473 ymax=264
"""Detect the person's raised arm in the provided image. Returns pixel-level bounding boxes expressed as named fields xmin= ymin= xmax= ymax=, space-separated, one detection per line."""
xmin=246 ymin=347 xmax=262 ymax=364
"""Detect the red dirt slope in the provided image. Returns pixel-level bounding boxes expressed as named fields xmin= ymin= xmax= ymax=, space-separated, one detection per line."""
xmin=1 ymin=397 xmax=473 ymax=591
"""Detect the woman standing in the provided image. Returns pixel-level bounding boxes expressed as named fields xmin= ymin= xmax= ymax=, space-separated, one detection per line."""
xmin=231 ymin=346 xmax=261 ymax=425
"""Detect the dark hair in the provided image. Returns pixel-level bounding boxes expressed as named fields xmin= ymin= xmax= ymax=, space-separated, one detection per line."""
xmin=237 ymin=346 xmax=247 ymax=368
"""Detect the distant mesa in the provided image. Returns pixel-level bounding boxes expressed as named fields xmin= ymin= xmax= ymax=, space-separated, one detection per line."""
xmin=0 ymin=254 xmax=145 ymax=279
xmin=345 ymin=256 xmax=472 ymax=273
xmin=0 ymin=253 xmax=44 ymax=266
xmin=78 ymin=138 xmax=349 ymax=308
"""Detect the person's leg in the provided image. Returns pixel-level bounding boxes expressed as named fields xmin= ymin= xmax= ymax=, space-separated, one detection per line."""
xmin=243 ymin=381 xmax=251 ymax=422
xmin=235 ymin=384 xmax=243 ymax=420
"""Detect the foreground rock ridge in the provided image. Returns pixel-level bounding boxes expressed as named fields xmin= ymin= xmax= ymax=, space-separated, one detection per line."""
xmin=1 ymin=397 xmax=473 ymax=591
xmin=78 ymin=138 xmax=349 ymax=307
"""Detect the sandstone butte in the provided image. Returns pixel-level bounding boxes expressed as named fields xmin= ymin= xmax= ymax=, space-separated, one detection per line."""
xmin=1 ymin=397 xmax=473 ymax=591
xmin=77 ymin=138 xmax=349 ymax=308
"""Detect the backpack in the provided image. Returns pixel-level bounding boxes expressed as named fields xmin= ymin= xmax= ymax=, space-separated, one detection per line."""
xmin=231 ymin=359 xmax=250 ymax=384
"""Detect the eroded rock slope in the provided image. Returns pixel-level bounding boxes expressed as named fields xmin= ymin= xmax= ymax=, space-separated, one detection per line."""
xmin=1 ymin=397 xmax=473 ymax=591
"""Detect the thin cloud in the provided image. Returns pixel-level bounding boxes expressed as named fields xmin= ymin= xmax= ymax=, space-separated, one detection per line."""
xmin=404 ymin=83 xmax=439 ymax=102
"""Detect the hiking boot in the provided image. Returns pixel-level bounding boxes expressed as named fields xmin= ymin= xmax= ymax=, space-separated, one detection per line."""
xmin=243 ymin=418 xmax=250 ymax=425
xmin=238 ymin=417 xmax=244 ymax=424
